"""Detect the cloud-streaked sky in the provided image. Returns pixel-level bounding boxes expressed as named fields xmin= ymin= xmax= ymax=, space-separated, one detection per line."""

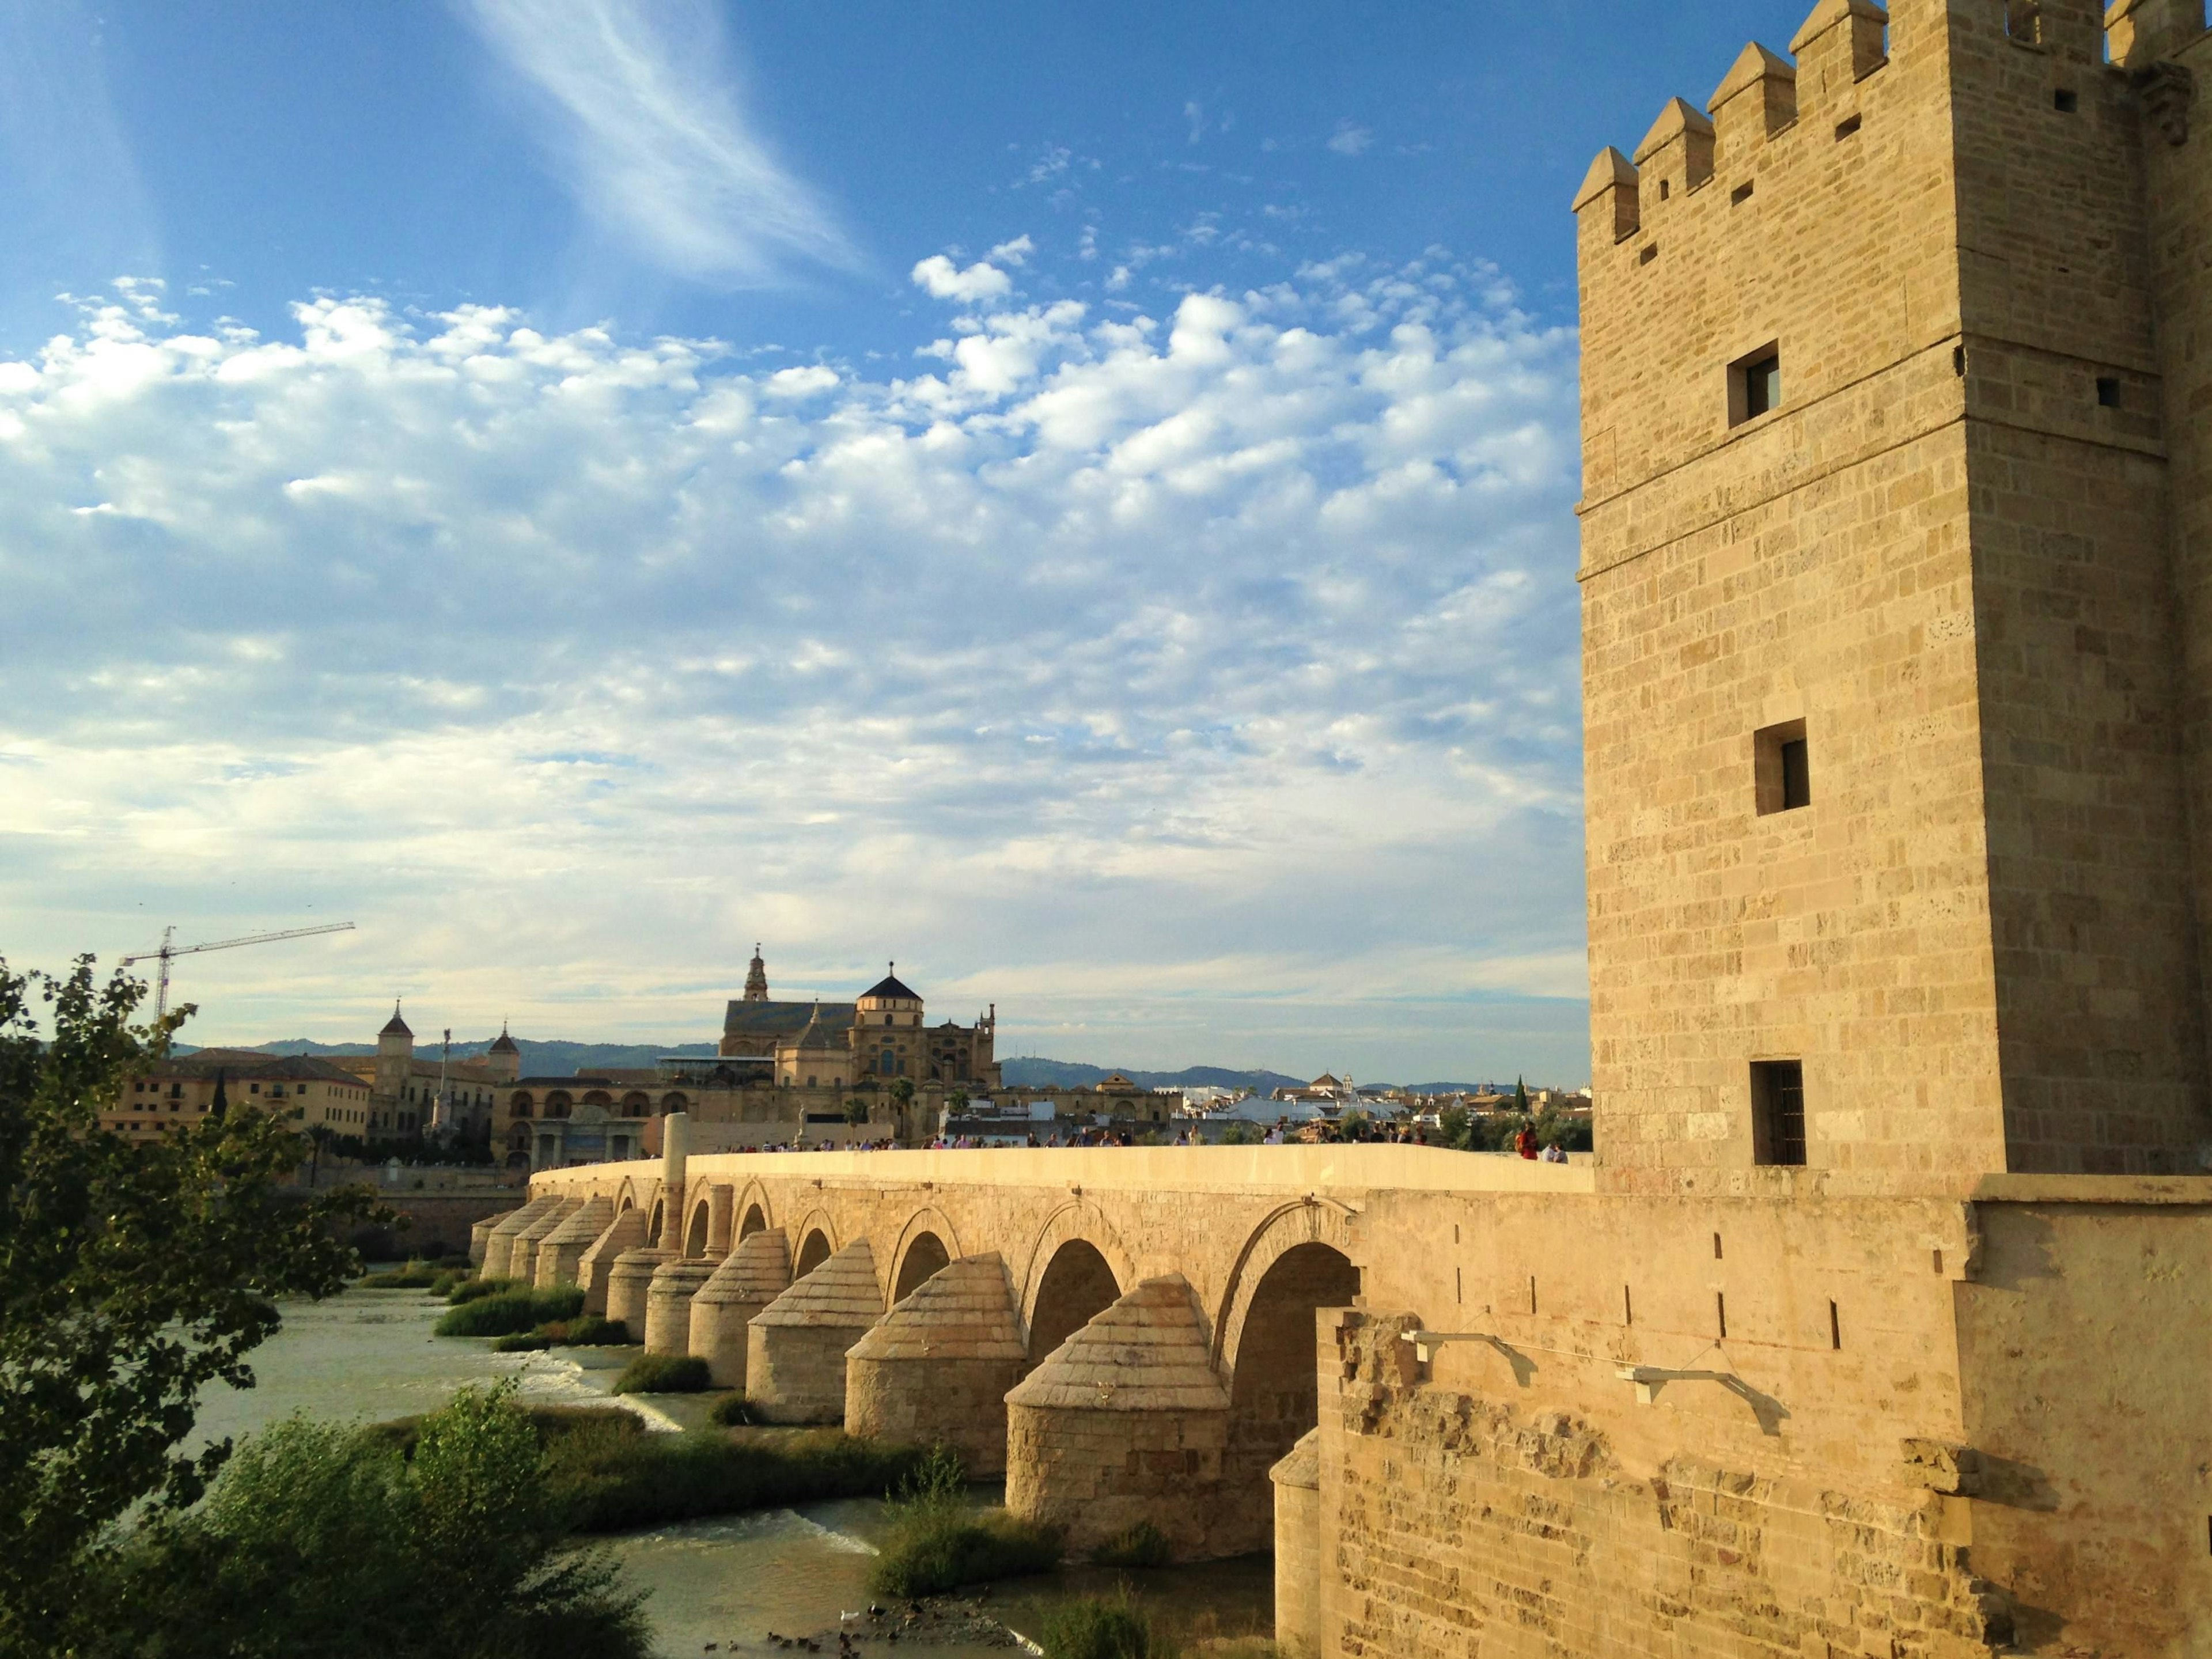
xmin=0 ymin=2 xmax=1822 ymax=1081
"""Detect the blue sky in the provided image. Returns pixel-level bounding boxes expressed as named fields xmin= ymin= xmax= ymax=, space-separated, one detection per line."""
xmin=0 ymin=1 xmax=1820 ymax=1081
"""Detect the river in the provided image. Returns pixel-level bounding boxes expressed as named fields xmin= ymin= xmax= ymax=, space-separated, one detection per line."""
xmin=191 ymin=1286 xmax=1275 ymax=1658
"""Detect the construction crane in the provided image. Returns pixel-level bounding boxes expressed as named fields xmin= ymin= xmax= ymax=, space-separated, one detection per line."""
xmin=122 ymin=922 xmax=358 ymax=1020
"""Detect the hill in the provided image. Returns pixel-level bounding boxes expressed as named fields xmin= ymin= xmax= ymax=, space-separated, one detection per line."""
xmin=999 ymin=1058 xmax=1309 ymax=1094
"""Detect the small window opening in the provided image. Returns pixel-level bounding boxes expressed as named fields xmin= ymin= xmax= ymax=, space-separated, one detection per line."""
xmin=1716 ymin=1293 xmax=1729 ymax=1340
xmin=1712 ymin=1232 xmax=1724 ymax=1260
xmin=1835 ymin=113 xmax=1863 ymax=140
xmin=1528 ymin=1275 xmax=1537 ymax=1316
xmin=1659 ymin=178 xmax=1671 ymax=200
xmin=1751 ymin=1060 xmax=1808 ymax=1167
xmin=1829 ymin=1300 xmax=1843 ymax=1350
xmin=1730 ymin=346 xmax=1782 ymax=426
xmin=2054 ymin=89 xmax=2079 ymax=113
xmin=1731 ymin=181 xmax=1755 ymax=206
xmin=1954 ymin=344 xmax=1968 ymax=377
xmin=1754 ymin=718 xmax=1811 ymax=815
xmin=2097 ymin=376 xmax=2122 ymax=408
xmin=1623 ymin=1285 xmax=1633 ymax=1325
xmin=1640 ymin=244 xmax=1658 ymax=266
xmin=2007 ymin=1 xmax=2044 ymax=44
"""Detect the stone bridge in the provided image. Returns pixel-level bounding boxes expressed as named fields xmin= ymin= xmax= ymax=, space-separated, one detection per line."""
xmin=468 ymin=1116 xmax=2212 ymax=1657
xmin=479 ymin=1116 xmax=1582 ymax=1561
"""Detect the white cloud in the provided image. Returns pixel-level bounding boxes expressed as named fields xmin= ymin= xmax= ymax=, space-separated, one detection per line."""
xmin=987 ymin=235 xmax=1036 ymax=267
xmin=1327 ymin=121 xmax=1375 ymax=157
xmin=910 ymin=253 xmax=1016 ymax=304
xmin=452 ymin=0 xmax=857 ymax=285
xmin=0 ymin=261 xmax=1588 ymax=1080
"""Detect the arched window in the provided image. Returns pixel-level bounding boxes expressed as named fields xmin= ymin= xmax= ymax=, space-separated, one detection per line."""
xmin=510 ymin=1092 xmax=534 ymax=1120
xmin=622 ymin=1092 xmax=650 ymax=1118
xmin=544 ymin=1091 xmax=571 ymax=1120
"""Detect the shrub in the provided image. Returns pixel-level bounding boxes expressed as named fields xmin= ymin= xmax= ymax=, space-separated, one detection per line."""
xmin=869 ymin=1506 xmax=1062 ymax=1599
xmin=609 ymin=1354 xmax=710 ymax=1395
xmin=544 ymin=1426 xmax=929 ymax=1533
xmin=359 ymin=1259 xmax=444 ymax=1290
xmin=1039 ymin=1594 xmax=1162 ymax=1659
xmin=430 ymin=1269 xmax=467 ymax=1297
xmin=447 ymin=1276 xmax=521 ymax=1306
xmin=553 ymin=1315 xmax=630 ymax=1347
xmin=89 ymin=1386 xmax=649 ymax=1659
xmin=364 ymin=1404 xmax=643 ymax=1461
xmin=1092 ymin=1519 xmax=1172 ymax=1569
xmin=707 ymin=1395 xmax=760 ymax=1427
xmin=493 ymin=1316 xmax=631 ymax=1355
xmin=435 ymin=1286 xmax=586 ymax=1339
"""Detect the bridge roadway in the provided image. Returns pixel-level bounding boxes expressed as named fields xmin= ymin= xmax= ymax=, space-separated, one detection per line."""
xmin=487 ymin=1130 xmax=1588 ymax=1560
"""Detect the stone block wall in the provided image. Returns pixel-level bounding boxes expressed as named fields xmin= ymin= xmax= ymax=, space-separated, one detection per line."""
xmin=1006 ymin=1401 xmax=1232 ymax=1559
xmin=847 ymin=1355 xmax=1028 ymax=1475
xmin=745 ymin=1322 xmax=860 ymax=1424
xmin=1577 ymin=0 xmax=2211 ymax=1184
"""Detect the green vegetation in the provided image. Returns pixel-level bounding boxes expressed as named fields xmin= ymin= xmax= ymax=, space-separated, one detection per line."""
xmin=1039 ymin=1593 xmax=1164 ymax=1659
xmin=1092 ymin=1519 xmax=1173 ymax=1569
xmin=494 ymin=1315 xmax=631 ymax=1353
xmin=609 ymin=1354 xmax=711 ymax=1394
xmin=85 ymin=1384 xmax=649 ymax=1659
xmin=365 ymin=1403 xmax=643 ymax=1460
xmin=1218 ymin=1122 xmax=1256 ymax=1146
xmin=707 ymin=1393 xmax=761 ymax=1426
xmin=357 ymin=1257 xmax=460 ymax=1290
xmin=436 ymin=1285 xmax=588 ymax=1338
xmin=0 ymin=955 xmax=383 ymax=1651
xmin=871 ymin=1505 xmax=1063 ymax=1598
xmin=867 ymin=1445 xmax=1062 ymax=1599
xmin=448 ymin=1275 xmax=522 ymax=1305
xmin=543 ymin=1423 xmax=931 ymax=1533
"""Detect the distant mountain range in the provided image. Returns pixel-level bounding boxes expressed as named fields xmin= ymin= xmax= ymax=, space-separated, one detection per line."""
xmin=175 ymin=1039 xmax=1528 ymax=1095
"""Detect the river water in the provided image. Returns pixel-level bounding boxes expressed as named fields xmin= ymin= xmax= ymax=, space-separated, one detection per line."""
xmin=192 ymin=1287 xmax=1274 ymax=1658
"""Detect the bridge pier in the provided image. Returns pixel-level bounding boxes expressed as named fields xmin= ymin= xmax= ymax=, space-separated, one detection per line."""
xmin=1270 ymin=1430 xmax=1321 ymax=1658
xmin=845 ymin=1253 xmax=1027 ymax=1476
xmin=690 ymin=1229 xmax=792 ymax=1388
xmin=746 ymin=1238 xmax=882 ymax=1423
xmin=644 ymin=1256 xmax=721 ymax=1355
xmin=507 ymin=1195 xmax=581 ymax=1285
xmin=1004 ymin=1274 xmax=1233 ymax=1560
xmin=534 ymin=1194 xmax=615 ymax=1289
xmin=575 ymin=1207 xmax=650 ymax=1318
xmin=479 ymin=1195 xmax=560 ymax=1280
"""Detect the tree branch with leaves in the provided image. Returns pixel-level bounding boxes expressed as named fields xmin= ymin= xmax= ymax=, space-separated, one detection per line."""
xmin=0 ymin=955 xmax=386 ymax=1650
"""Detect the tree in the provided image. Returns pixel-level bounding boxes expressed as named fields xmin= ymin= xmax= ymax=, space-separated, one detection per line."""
xmin=0 ymin=956 xmax=382 ymax=1651
xmin=1438 ymin=1105 xmax=1472 ymax=1151
xmin=86 ymin=1384 xmax=648 ymax=1658
xmin=1513 ymin=1076 xmax=1531 ymax=1116
xmin=842 ymin=1097 xmax=870 ymax=1127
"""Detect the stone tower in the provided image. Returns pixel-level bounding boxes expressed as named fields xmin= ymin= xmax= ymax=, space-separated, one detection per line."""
xmin=742 ymin=945 xmax=768 ymax=1003
xmin=1574 ymin=0 xmax=2211 ymax=1186
xmin=373 ymin=1000 xmax=414 ymax=1103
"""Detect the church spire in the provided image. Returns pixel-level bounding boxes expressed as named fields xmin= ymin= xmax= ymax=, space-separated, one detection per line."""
xmin=743 ymin=944 xmax=769 ymax=1003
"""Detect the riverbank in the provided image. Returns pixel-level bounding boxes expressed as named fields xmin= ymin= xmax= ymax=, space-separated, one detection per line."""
xmin=190 ymin=1286 xmax=1276 ymax=1657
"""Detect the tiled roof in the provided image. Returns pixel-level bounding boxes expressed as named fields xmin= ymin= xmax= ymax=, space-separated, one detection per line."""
xmin=152 ymin=1050 xmax=366 ymax=1086
xmin=722 ymin=1000 xmax=858 ymax=1037
xmin=860 ymin=974 xmax=921 ymax=1003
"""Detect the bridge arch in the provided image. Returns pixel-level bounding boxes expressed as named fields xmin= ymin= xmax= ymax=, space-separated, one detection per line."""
xmin=684 ymin=1195 xmax=713 ymax=1257
xmin=646 ymin=1198 xmax=665 ymax=1244
xmin=1213 ymin=1202 xmax=1362 ymax=1551
xmin=1212 ymin=1199 xmax=1360 ymax=1377
xmin=890 ymin=1207 xmax=961 ymax=1304
xmin=733 ymin=1179 xmax=775 ymax=1241
xmin=791 ymin=1209 xmax=838 ymax=1279
xmin=1018 ymin=1200 xmax=1135 ymax=1361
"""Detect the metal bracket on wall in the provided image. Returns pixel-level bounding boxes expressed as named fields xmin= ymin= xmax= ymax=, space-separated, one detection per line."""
xmin=1400 ymin=1328 xmax=1537 ymax=1385
xmin=1616 ymin=1365 xmax=1791 ymax=1435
